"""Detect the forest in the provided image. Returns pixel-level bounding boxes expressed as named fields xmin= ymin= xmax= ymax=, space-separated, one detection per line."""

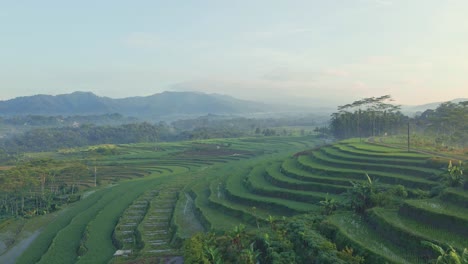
xmin=329 ymin=95 xmax=468 ymax=149
xmin=0 ymin=114 xmax=323 ymax=153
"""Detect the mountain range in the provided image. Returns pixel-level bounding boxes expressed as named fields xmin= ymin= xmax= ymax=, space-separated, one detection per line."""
xmin=0 ymin=91 xmax=465 ymax=119
xmin=0 ymin=91 xmax=267 ymax=119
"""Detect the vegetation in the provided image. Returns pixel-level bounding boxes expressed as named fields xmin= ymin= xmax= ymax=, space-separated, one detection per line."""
xmin=0 ymin=95 xmax=467 ymax=264
xmin=183 ymin=215 xmax=364 ymax=264
xmin=1 ymin=122 xmax=159 ymax=152
xmin=413 ymin=101 xmax=468 ymax=149
xmin=330 ymin=95 xmax=407 ymax=139
xmin=422 ymin=241 xmax=468 ymax=264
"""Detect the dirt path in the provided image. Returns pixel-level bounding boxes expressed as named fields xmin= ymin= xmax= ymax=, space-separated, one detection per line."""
xmin=368 ymin=137 xmax=467 ymax=161
xmin=0 ymin=230 xmax=41 ymax=264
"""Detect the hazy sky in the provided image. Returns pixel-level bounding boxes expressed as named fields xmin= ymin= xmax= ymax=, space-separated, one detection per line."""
xmin=1 ymin=0 xmax=467 ymax=105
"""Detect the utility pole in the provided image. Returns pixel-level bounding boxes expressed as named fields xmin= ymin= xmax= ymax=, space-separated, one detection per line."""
xmin=94 ymin=165 xmax=97 ymax=187
xmin=407 ymin=119 xmax=410 ymax=152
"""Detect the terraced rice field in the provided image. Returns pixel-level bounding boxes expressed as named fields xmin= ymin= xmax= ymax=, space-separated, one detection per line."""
xmin=5 ymin=135 xmax=319 ymax=263
xmin=186 ymin=139 xmax=467 ymax=263
xmin=6 ymin=136 xmax=467 ymax=263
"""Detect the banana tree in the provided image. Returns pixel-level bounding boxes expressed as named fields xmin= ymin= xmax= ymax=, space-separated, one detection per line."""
xmin=422 ymin=241 xmax=468 ymax=264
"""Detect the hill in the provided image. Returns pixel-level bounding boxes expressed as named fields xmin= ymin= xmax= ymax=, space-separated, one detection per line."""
xmin=402 ymin=98 xmax=468 ymax=114
xmin=0 ymin=91 xmax=267 ymax=118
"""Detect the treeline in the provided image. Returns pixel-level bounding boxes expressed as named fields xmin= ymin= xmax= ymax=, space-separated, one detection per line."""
xmin=0 ymin=113 xmax=138 ymax=127
xmin=1 ymin=122 xmax=158 ymax=152
xmin=172 ymin=114 xmax=324 ymax=131
xmin=413 ymin=101 xmax=468 ymax=148
xmin=329 ymin=95 xmax=407 ymax=139
xmin=0 ymin=159 xmax=91 ymax=217
xmin=1 ymin=114 xmax=325 ymax=153
xmin=169 ymin=114 xmax=324 ymax=140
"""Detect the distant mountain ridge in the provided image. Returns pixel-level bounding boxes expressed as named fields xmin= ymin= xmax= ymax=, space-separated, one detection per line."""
xmin=402 ymin=98 xmax=467 ymax=114
xmin=0 ymin=91 xmax=267 ymax=118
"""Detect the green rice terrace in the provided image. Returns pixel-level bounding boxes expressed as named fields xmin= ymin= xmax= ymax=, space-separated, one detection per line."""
xmin=0 ymin=136 xmax=467 ymax=263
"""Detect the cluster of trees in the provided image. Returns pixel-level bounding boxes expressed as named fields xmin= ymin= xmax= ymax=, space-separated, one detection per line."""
xmin=0 ymin=159 xmax=91 ymax=217
xmin=171 ymin=114 xmax=324 ymax=132
xmin=329 ymin=95 xmax=407 ymax=139
xmin=184 ymin=215 xmax=364 ymax=264
xmin=1 ymin=122 xmax=158 ymax=152
xmin=1 ymin=114 xmax=325 ymax=153
xmin=413 ymin=101 xmax=468 ymax=148
xmin=0 ymin=113 xmax=137 ymax=127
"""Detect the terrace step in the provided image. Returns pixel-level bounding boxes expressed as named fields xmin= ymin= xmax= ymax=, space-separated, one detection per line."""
xmin=113 ymin=189 xmax=159 ymax=251
xmin=297 ymin=155 xmax=436 ymax=189
xmin=206 ymin=176 xmax=276 ymax=226
xmin=399 ymin=199 xmax=468 ymax=237
xmin=136 ymin=187 xmax=180 ymax=255
xmin=323 ymin=146 xmax=428 ymax=166
xmin=265 ymin=162 xmax=349 ymax=194
xmin=310 ymin=150 xmax=441 ymax=180
xmin=367 ymin=208 xmax=467 ymax=253
xmin=190 ymin=178 xmax=256 ymax=231
xmin=334 ymin=143 xmax=428 ymax=160
xmin=328 ymin=213 xmax=423 ymax=264
xmin=224 ymin=167 xmax=318 ymax=215
xmin=281 ymin=158 xmax=353 ymax=186
xmin=245 ymin=165 xmax=337 ymax=203
xmin=439 ymin=188 xmax=468 ymax=208
xmin=345 ymin=142 xmax=416 ymax=154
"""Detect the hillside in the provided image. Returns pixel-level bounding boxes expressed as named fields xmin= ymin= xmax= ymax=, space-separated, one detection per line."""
xmin=0 ymin=91 xmax=267 ymax=118
xmin=402 ymin=98 xmax=468 ymax=114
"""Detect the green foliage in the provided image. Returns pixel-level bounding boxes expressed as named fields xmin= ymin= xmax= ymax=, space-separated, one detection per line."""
xmin=346 ymin=173 xmax=376 ymax=213
xmin=183 ymin=215 xmax=365 ymax=264
xmin=2 ymin=122 xmax=159 ymax=152
xmin=422 ymin=241 xmax=468 ymax=264
xmin=319 ymin=193 xmax=338 ymax=215
xmin=15 ymin=188 xmax=110 ymax=264
xmin=415 ymin=101 xmax=468 ymax=149
xmin=336 ymin=246 xmax=365 ymax=264
xmin=445 ymin=161 xmax=464 ymax=187
xmin=330 ymin=95 xmax=406 ymax=139
xmin=371 ymin=184 xmax=408 ymax=208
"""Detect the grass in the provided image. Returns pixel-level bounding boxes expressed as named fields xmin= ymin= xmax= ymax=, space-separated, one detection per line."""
xmin=311 ymin=150 xmax=441 ymax=179
xmin=297 ymin=155 xmax=437 ymax=189
xmin=190 ymin=177 xmax=246 ymax=231
xmin=281 ymin=158 xmax=353 ymax=186
xmin=16 ymin=187 xmax=111 ymax=264
xmin=224 ymin=165 xmax=318 ymax=215
xmin=400 ymin=199 xmax=468 ymax=236
xmin=264 ymin=162 xmax=349 ymax=194
xmin=10 ymin=135 xmax=467 ymax=263
xmin=328 ymin=212 xmax=422 ymax=264
xmin=245 ymin=164 xmax=335 ymax=203
xmin=322 ymin=146 xmax=428 ymax=166
xmin=207 ymin=176 xmax=274 ymax=226
xmin=334 ymin=143 xmax=428 ymax=159
xmin=368 ymin=207 xmax=467 ymax=252
xmin=77 ymin=178 xmax=161 ymax=263
xmin=440 ymin=188 xmax=468 ymax=207
xmin=35 ymin=185 xmax=129 ymax=264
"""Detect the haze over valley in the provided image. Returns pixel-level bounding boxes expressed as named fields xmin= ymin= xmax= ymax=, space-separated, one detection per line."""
xmin=0 ymin=1 xmax=467 ymax=264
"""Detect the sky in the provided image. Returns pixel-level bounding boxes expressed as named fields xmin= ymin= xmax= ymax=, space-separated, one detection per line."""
xmin=1 ymin=0 xmax=467 ymax=106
